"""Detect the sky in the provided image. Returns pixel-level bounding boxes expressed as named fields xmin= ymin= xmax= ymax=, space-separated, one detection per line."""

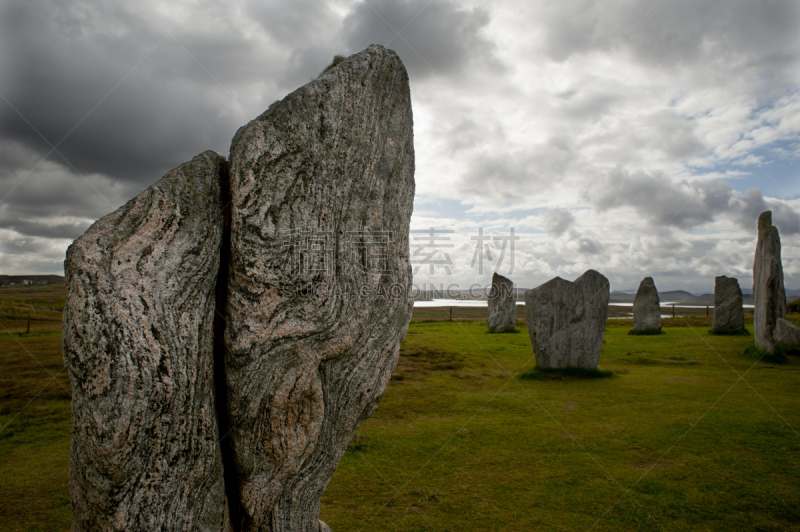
xmin=1 ymin=0 xmax=799 ymax=294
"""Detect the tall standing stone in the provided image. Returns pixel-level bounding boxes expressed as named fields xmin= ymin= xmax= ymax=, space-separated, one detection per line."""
xmin=633 ymin=277 xmax=661 ymax=333
xmin=224 ymin=45 xmax=415 ymax=531
xmin=487 ymin=272 xmax=516 ymax=332
xmin=753 ymin=211 xmax=786 ymax=353
xmin=524 ymin=270 xmax=609 ymax=369
xmin=712 ymin=276 xmax=745 ymax=334
xmin=62 ymin=152 xmax=230 ymax=531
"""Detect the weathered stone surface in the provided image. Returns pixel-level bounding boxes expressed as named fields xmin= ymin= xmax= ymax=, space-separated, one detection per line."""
xmin=753 ymin=211 xmax=787 ymax=353
xmin=62 ymin=151 xmax=230 ymax=531
xmin=712 ymin=276 xmax=745 ymax=333
xmin=775 ymin=318 xmax=800 ymax=348
xmin=633 ymin=277 xmax=661 ymax=332
xmin=224 ymin=45 xmax=414 ymax=530
xmin=524 ymin=270 xmax=609 ymax=369
xmin=487 ymin=272 xmax=516 ymax=332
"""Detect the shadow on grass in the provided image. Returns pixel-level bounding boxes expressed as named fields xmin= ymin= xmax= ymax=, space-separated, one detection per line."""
xmin=623 ymin=352 xmax=700 ymax=365
xmin=744 ymin=342 xmax=788 ymax=364
xmin=628 ymin=328 xmax=665 ymax=336
xmin=0 ymin=331 xmax=61 ymax=339
xmin=708 ymin=328 xmax=750 ymax=336
xmin=518 ymin=366 xmax=614 ymax=381
xmin=486 ymin=328 xmax=521 ymax=334
xmin=776 ymin=341 xmax=800 ymax=357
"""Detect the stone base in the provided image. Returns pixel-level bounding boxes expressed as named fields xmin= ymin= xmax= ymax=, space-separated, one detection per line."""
xmin=486 ymin=328 xmax=520 ymax=334
xmin=744 ymin=342 xmax=788 ymax=364
xmin=628 ymin=328 xmax=664 ymax=336
xmin=708 ymin=328 xmax=749 ymax=336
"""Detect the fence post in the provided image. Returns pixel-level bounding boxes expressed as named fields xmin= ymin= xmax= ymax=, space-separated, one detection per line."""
xmin=449 ymin=307 xmax=453 ymax=321
xmin=672 ymin=304 xmax=675 ymax=318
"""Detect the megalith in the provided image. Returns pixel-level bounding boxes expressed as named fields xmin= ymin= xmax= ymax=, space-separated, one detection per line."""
xmin=632 ymin=277 xmax=661 ymax=333
xmin=753 ymin=211 xmax=786 ymax=353
xmin=62 ymin=45 xmax=415 ymax=532
xmin=62 ymin=152 xmax=230 ymax=530
xmin=712 ymin=276 xmax=745 ymax=334
xmin=487 ymin=272 xmax=516 ymax=332
xmin=524 ymin=270 xmax=609 ymax=369
xmin=224 ymin=45 xmax=415 ymax=531
xmin=775 ymin=318 xmax=800 ymax=351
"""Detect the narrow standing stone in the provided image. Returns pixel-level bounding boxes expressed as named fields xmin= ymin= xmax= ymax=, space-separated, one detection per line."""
xmin=62 ymin=152 xmax=230 ymax=531
xmin=487 ymin=272 xmax=516 ymax=332
xmin=633 ymin=277 xmax=661 ymax=333
xmin=712 ymin=276 xmax=745 ymax=334
xmin=753 ymin=211 xmax=786 ymax=353
xmin=224 ymin=45 xmax=415 ymax=531
xmin=524 ymin=270 xmax=609 ymax=369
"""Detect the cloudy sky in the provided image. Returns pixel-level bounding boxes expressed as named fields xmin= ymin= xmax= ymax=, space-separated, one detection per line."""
xmin=1 ymin=0 xmax=799 ymax=293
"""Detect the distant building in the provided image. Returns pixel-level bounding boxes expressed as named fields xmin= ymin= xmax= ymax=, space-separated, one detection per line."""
xmin=22 ymin=280 xmax=32 ymax=285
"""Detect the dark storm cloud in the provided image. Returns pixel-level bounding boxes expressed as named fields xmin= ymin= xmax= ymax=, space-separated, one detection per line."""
xmin=0 ymin=0 xmax=272 ymax=187
xmin=442 ymin=119 xmax=494 ymax=155
xmin=592 ymin=168 xmax=800 ymax=234
xmin=736 ymin=188 xmax=800 ymax=235
xmin=1 ymin=236 xmax=52 ymax=255
xmin=245 ymin=0 xmax=347 ymax=91
xmin=459 ymin=137 xmax=573 ymax=202
xmin=593 ymin=169 xmax=723 ymax=229
xmin=342 ymin=0 xmax=503 ymax=79
xmin=577 ymin=236 xmax=603 ymax=255
xmin=0 ymin=140 xmax=138 ymax=240
xmin=0 ymin=216 xmax=90 ymax=240
xmin=539 ymin=0 xmax=800 ymax=75
xmin=544 ymin=208 xmax=575 ymax=236
xmin=246 ymin=0 xmax=340 ymax=47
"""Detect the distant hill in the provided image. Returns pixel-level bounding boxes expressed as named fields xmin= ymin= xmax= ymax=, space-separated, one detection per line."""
xmin=658 ymin=290 xmax=694 ymax=302
xmin=610 ymin=289 xmax=757 ymax=306
xmin=0 ymin=274 xmax=64 ymax=285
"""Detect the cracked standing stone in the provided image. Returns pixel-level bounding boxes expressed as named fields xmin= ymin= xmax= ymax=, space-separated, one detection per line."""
xmin=224 ymin=45 xmax=415 ymax=531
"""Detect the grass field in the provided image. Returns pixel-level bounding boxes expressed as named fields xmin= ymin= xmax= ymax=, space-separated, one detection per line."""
xmin=2 ymin=285 xmax=800 ymax=531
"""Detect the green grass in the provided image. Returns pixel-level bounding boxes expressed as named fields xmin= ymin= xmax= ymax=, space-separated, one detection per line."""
xmin=0 ymin=331 xmax=71 ymax=531
xmin=320 ymin=319 xmax=800 ymax=531
xmin=322 ymin=54 xmax=346 ymax=74
xmin=3 ymin=311 xmax=800 ymax=531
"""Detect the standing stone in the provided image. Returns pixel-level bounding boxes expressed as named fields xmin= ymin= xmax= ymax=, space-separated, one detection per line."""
xmin=712 ymin=276 xmax=745 ymax=333
xmin=753 ymin=211 xmax=787 ymax=353
xmin=224 ymin=45 xmax=414 ymax=531
xmin=775 ymin=318 xmax=800 ymax=350
xmin=62 ymin=152 xmax=230 ymax=531
xmin=487 ymin=272 xmax=516 ymax=332
xmin=633 ymin=277 xmax=661 ymax=333
xmin=524 ymin=270 xmax=609 ymax=369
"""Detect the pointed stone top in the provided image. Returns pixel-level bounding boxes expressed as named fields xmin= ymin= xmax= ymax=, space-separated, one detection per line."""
xmin=492 ymin=271 xmax=512 ymax=284
xmin=758 ymin=210 xmax=773 ymax=230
